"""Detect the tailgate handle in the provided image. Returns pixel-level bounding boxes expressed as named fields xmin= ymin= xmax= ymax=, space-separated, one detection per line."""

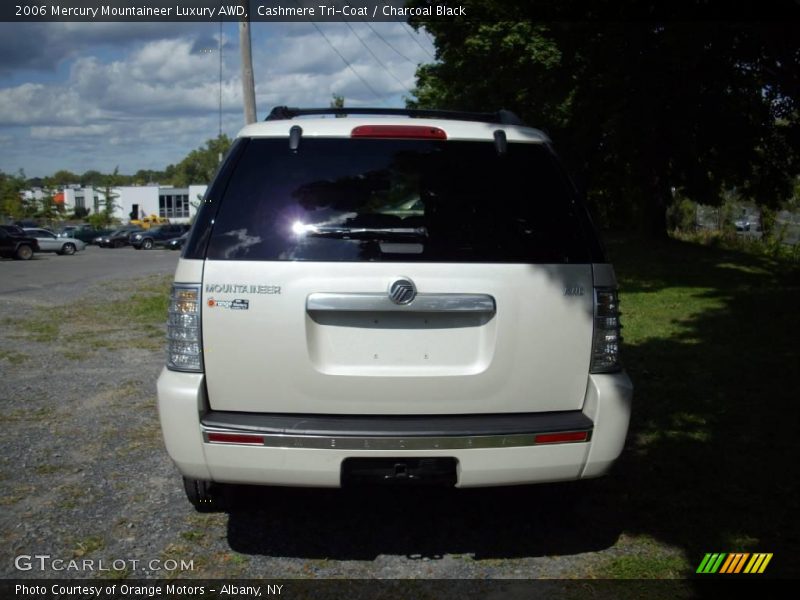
xmin=307 ymin=293 xmax=496 ymax=314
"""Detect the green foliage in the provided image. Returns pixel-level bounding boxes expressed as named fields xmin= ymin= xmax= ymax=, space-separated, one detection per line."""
xmin=167 ymin=135 xmax=232 ymax=187
xmin=717 ymin=191 xmax=742 ymax=234
xmin=34 ymin=191 xmax=59 ymax=222
xmin=330 ymin=94 xmax=346 ymax=117
xmin=787 ymin=178 xmax=800 ymax=212
xmin=46 ymin=170 xmax=79 ymax=186
xmin=95 ymin=167 xmax=121 ymax=226
xmin=131 ymin=169 xmax=163 ymax=185
xmin=0 ymin=170 xmax=27 ymax=220
xmin=86 ymin=212 xmax=109 ymax=229
xmin=408 ymin=2 xmax=800 ymax=236
xmin=597 ymin=549 xmax=689 ymax=579
xmin=666 ymin=196 xmax=696 ymax=233
xmin=676 ymin=228 xmax=800 ymax=263
xmin=71 ymin=206 xmax=90 ymax=220
xmin=79 ymin=170 xmax=105 ymax=187
xmin=760 ymin=205 xmax=778 ymax=237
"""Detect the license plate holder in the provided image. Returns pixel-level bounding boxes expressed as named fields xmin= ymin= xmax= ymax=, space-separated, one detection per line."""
xmin=341 ymin=457 xmax=458 ymax=487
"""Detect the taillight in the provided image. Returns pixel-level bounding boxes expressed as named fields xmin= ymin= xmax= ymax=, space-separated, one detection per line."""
xmin=534 ymin=431 xmax=590 ymax=444
xmin=167 ymin=283 xmax=203 ymax=372
xmin=591 ymin=287 xmax=622 ymax=373
xmin=351 ymin=125 xmax=447 ymax=139
xmin=206 ymin=432 xmax=263 ymax=445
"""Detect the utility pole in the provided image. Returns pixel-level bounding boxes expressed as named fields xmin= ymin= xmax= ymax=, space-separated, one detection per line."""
xmin=218 ymin=16 xmax=223 ymax=163
xmin=239 ymin=1 xmax=256 ymax=124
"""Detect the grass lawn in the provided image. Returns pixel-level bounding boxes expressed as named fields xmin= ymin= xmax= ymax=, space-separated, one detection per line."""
xmin=6 ymin=274 xmax=170 ymax=354
xmin=589 ymin=236 xmax=800 ymax=579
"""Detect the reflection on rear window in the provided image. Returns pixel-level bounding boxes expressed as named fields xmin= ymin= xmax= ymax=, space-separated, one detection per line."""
xmin=207 ymin=138 xmax=590 ymax=263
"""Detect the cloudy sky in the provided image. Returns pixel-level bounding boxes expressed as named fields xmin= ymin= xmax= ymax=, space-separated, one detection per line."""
xmin=0 ymin=20 xmax=435 ymax=178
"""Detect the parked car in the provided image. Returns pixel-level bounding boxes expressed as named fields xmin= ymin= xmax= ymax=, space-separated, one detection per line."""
xmin=97 ymin=227 xmax=145 ymax=248
xmin=131 ymin=224 xmax=190 ymax=250
xmin=0 ymin=224 xmax=26 ymax=236
xmin=14 ymin=219 xmax=39 ymax=229
xmin=58 ymin=226 xmax=114 ymax=244
xmin=0 ymin=227 xmax=39 ymax=260
xmin=23 ymin=228 xmax=86 ymax=255
xmin=58 ymin=225 xmax=79 ymax=236
xmin=164 ymin=231 xmax=190 ymax=250
xmin=158 ymin=106 xmax=633 ymax=511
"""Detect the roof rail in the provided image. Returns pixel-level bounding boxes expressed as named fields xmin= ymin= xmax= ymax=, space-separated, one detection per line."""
xmin=265 ymin=106 xmax=526 ymax=126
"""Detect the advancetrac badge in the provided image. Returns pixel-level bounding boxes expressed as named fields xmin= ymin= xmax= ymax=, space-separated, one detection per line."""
xmin=696 ymin=552 xmax=773 ymax=574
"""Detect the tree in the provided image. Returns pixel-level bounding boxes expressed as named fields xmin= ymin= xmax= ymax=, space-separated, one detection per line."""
xmin=169 ymin=135 xmax=232 ymax=187
xmin=48 ymin=170 xmax=80 ymax=185
xmin=330 ymin=94 xmax=346 ymax=117
xmin=95 ymin=167 xmax=121 ymax=227
xmin=0 ymin=170 xmax=26 ymax=220
xmin=72 ymin=206 xmax=90 ymax=220
xmin=79 ymin=170 xmax=105 ymax=187
xmin=34 ymin=190 xmax=59 ymax=223
xmin=132 ymin=169 xmax=166 ymax=185
xmin=407 ymin=1 xmax=800 ymax=237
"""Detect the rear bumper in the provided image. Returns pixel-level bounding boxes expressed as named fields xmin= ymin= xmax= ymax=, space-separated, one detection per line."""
xmin=157 ymin=369 xmax=632 ymax=487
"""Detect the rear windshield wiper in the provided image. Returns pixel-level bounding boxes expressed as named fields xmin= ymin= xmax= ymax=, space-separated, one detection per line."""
xmin=305 ymin=226 xmax=428 ymax=241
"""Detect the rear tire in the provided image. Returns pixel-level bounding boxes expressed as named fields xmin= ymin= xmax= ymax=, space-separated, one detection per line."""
xmin=182 ymin=477 xmax=225 ymax=512
xmin=61 ymin=243 xmax=76 ymax=256
xmin=15 ymin=244 xmax=33 ymax=260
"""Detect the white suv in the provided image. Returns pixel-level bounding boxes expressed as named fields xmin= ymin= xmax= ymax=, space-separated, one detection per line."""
xmin=157 ymin=107 xmax=633 ymax=510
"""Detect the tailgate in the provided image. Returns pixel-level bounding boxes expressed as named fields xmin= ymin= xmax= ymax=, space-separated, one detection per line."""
xmin=202 ymin=261 xmax=593 ymax=415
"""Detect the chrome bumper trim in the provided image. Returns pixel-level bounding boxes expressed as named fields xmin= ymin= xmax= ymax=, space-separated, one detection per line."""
xmin=201 ymin=428 xmax=592 ymax=450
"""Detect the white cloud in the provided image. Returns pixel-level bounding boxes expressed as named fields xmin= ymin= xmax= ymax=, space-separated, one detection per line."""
xmin=0 ymin=21 xmax=437 ymax=176
xmin=257 ymin=22 xmax=429 ymax=105
xmin=69 ymin=52 xmax=228 ymax=116
xmin=0 ymin=82 xmax=103 ymax=126
xmin=128 ymin=38 xmax=218 ymax=84
xmin=0 ymin=22 xmax=205 ymax=76
xmin=30 ymin=124 xmax=113 ymax=139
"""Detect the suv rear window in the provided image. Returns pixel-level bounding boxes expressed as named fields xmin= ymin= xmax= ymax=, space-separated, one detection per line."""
xmin=205 ymin=138 xmax=592 ymax=263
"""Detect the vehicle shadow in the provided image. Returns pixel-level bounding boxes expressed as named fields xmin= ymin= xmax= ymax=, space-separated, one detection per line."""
xmin=224 ymin=480 xmax=622 ymax=560
xmin=221 ymin=253 xmax=616 ymax=561
xmin=225 ymin=237 xmax=799 ymax=575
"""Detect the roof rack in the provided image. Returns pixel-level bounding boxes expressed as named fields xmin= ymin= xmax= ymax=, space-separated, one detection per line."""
xmin=265 ymin=106 xmax=526 ymax=126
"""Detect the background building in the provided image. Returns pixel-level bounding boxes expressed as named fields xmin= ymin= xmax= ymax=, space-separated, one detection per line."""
xmin=61 ymin=185 xmax=207 ymax=224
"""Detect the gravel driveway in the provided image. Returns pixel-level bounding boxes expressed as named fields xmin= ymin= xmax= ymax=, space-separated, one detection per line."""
xmin=0 ymin=248 xmax=686 ymax=588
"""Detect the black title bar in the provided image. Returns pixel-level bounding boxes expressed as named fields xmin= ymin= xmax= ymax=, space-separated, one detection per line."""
xmin=2 ymin=1 xmax=800 ymax=22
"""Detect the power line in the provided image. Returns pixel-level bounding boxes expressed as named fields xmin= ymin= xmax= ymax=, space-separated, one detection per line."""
xmin=290 ymin=0 xmax=386 ymax=103
xmin=334 ymin=2 xmax=414 ymax=94
xmin=362 ymin=21 xmax=419 ymax=65
xmin=343 ymin=20 xmax=412 ymax=95
xmin=400 ymin=22 xmax=436 ymax=61
xmin=309 ymin=22 xmax=386 ymax=104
